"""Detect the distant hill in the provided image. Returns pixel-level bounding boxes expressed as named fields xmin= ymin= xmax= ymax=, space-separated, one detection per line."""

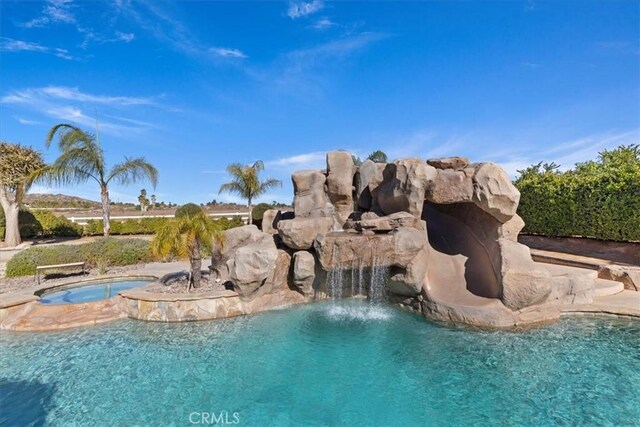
xmin=24 ymin=193 xmax=101 ymax=209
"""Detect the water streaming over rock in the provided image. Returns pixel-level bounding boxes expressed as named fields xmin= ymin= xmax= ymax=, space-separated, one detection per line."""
xmin=327 ymin=237 xmax=389 ymax=302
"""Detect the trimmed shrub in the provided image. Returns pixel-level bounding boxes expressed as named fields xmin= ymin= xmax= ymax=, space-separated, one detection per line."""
xmin=33 ymin=211 xmax=82 ymax=237
xmin=514 ymin=145 xmax=640 ymax=242
xmin=175 ymin=203 xmax=203 ymax=218
xmin=5 ymin=237 xmax=155 ymax=277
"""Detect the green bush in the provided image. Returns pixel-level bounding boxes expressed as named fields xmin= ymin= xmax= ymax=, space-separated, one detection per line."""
xmin=514 ymin=145 xmax=640 ymax=241
xmin=84 ymin=215 xmax=243 ymax=236
xmin=175 ymin=203 xmax=203 ymax=218
xmin=5 ymin=237 xmax=155 ymax=277
xmin=32 ymin=211 xmax=82 ymax=237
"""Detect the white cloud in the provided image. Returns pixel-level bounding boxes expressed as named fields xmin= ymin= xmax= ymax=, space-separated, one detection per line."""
xmin=266 ymin=151 xmax=327 ymax=170
xmin=313 ymin=17 xmax=335 ymax=30
xmin=0 ymin=38 xmax=48 ymax=53
xmin=2 ymin=86 xmax=161 ymax=136
xmin=23 ymin=0 xmax=76 ymax=28
xmin=210 ymin=47 xmax=247 ymax=58
xmin=15 ymin=117 xmax=43 ymax=126
xmin=2 ymin=86 xmax=157 ymax=107
xmin=115 ymin=31 xmax=135 ymax=43
xmin=0 ymin=38 xmax=77 ymax=60
xmin=288 ymin=0 xmax=324 ymax=19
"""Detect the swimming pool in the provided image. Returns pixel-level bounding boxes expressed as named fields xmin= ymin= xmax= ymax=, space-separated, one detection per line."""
xmin=38 ymin=279 xmax=153 ymax=305
xmin=1 ymin=300 xmax=638 ymax=425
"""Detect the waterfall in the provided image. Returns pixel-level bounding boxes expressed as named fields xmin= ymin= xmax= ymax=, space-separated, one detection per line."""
xmin=326 ymin=237 xmax=388 ymax=302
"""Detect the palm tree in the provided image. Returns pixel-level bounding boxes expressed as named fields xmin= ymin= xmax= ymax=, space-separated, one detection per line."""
xmin=218 ymin=160 xmax=282 ymax=225
xmin=151 ymin=210 xmax=224 ymax=289
xmin=37 ymin=124 xmax=158 ymax=236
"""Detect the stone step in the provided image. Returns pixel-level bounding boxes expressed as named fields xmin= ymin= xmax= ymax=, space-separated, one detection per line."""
xmin=594 ymin=278 xmax=625 ymax=297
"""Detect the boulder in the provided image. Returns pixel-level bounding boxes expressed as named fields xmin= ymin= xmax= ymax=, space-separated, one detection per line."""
xmin=498 ymin=214 xmax=525 ymax=241
xmin=425 ymin=168 xmax=474 ymax=204
xmin=427 ymin=156 xmax=469 ymax=170
xmin=292 ymin=251 xmax=316 ymax=296
xmin=260 ymin=250 xmax=293 ymax=295
xmin=261 ymin=209 xmax=292 ymax=234
xmin=499 ymin=239 xmax=551 ymax=310
xmin=598 ymin=265 xmax=640 ymax=291
xmin=472 ymin=162 xmax=520 ymax=223
xmin=376 ymin=159 xmax=437 ymax=217
xmin=326 ymin=151 xmax=356 ymax=224
xmin=216 ymin=225 xmax=279 ymax=298
xmin=356 ymin=159 xmax=386 ymax=210
xmin=354 ymin=211 xmax=423 ymax=234
xmin=277 ymin=217 xmax=334 ymax=250
xmin=548 ymin=272 xmax=595 ymax=305
xmin=292 ymin=170 xmax=334 ymax=218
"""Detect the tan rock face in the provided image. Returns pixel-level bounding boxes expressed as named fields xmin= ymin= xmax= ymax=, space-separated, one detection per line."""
xmin=356 ymin=159 xmax=386 ymax=210
xmin=427 ymin=156 xmax=470 ymax=170
xmin=292 ymin=170 xmax=335 ymax=218
xmin=292 ymin=251 xmax=316 ymax=296
xmin=426 ymin=169 xmax=474 ymax=204
xmin=499 ymin=239 xmax=552 ymax=310
xmin=215 ymin=225 xmax=279 ymax=298
xmin=326 ymin=151 xmax=356 ymax=224
xmin=598 ymin=265 xmax=640 ymax=291
xmin=376 ymin=159 xmax=437 ymax=217
xmin=498 ymin=214 xmax=525 ymax=241
xmin=472 ymin=162 xmax=520 ymax=223
xmin=261 ymin=209 xmax=292 ymax=234
xmin=278 ymin=217 xmax=334 ymax=250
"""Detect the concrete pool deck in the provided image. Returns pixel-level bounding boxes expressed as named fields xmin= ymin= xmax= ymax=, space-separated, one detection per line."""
xmin=0 ymin=260 xmax=638 ymax=332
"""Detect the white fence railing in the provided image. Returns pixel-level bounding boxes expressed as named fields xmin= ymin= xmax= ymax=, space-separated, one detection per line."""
xmin=68 ymin=212 xmax=250 ymax=225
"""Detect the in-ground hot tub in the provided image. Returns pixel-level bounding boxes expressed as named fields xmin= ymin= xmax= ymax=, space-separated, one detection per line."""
xmin=37 ymin=278 xmax=154 ymax=305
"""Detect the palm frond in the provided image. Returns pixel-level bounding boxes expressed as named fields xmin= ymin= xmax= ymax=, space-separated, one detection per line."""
xmin=106 ymin=157 xmax=158 ymax=188
xmin=218 ymin=182 xmax=244 ymax=196
xmin=252 ymin=160 xmax=265 ymax=173
xmin=256 ymin=178 xmax=282 ymax=197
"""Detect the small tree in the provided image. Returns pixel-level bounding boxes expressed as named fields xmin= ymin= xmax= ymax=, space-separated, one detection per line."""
xmin=0 ymin=142 xmax=45 ymax=247
xmin=219 ymin=161 xmax=282 ymax=225
xmin=138 ymin=189 xmax=150 ymax=212
xmin=38 ymin=124 xmax=158 ymax=236
xmin=150 ymin=194 xmax=156 ymax=209
xmin=367 ymin=150 xmax=388 ymax=163
xmin=151 ymin=209 xmax=224 ymax=289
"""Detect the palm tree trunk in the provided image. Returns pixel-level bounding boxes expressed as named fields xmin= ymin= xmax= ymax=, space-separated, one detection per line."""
xmin=247 ymin=197 xmax=252 ymax=225
xmin=0 ymin=199 xmax=21 ymax=247
xmin=100 ymin=185 xmax=111 ymax=237
xmin=190 ymin=239 xmax=202 ymax=288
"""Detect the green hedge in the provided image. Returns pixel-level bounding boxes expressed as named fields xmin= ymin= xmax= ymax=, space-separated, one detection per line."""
xmin=0 ymin=209 xmax=82 ymax=239
xmin=5 ymin=238 xmax=155 ymax=277
xmin=83 ymin=216 xmax=244 ymax=236
xmin=514 ymin=145 xmax=640 ymax=241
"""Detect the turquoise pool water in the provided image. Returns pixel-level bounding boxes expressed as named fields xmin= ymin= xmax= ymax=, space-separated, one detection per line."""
xmin=1 ymin=300 xmax=638 ymax=426
xmin=38 ymin=279 xmax=152 ymax=304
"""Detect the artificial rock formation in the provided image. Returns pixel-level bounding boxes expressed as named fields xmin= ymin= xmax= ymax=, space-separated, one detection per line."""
xmin=220 ymin=150 xmax=598 ymax=328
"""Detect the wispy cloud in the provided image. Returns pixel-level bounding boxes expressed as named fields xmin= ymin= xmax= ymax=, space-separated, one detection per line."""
xmin=115 ymin=1 xmax=244 ymax=61
xmin=489 ymin=130 xmax=640 ymax=177
xmin=210 ymin=47 xmax=247 ymax=59
xmin=115 ymin=31 xmax=135 ymax=43
xmin=288 ymin=0 xmax=324 ymax=19
xmin=266 ymin=151 xmax=327 ymax=171
xmin=15 ymin=117 xmax=43 ymax=126
xmin=0 ymin=38 xmax=76 ymax=60
xmin=2 ymin=86 xmax=158 ymax=107
xmin=2 ymin=86 xmax=161 ymax=135
xmin=521 ymin=61 xmax=542 ymax=68
xmin=312 ymin=17 xmax=335 ymax=30
xmin=23 ymin=0 xmax=76 ymax=28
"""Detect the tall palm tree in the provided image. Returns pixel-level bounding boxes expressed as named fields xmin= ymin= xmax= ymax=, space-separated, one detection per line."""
xmin=218 ymin=160 xmax=282 ymax=225
xmin=151 ymin=210 xmax=224 ymax=289
xmin=38 ymin=123 xmax=158 ymax=236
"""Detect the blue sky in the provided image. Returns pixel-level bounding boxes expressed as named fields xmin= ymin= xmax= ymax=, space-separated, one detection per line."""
xmin=1 ymin=0 xmax=638 ymax=205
